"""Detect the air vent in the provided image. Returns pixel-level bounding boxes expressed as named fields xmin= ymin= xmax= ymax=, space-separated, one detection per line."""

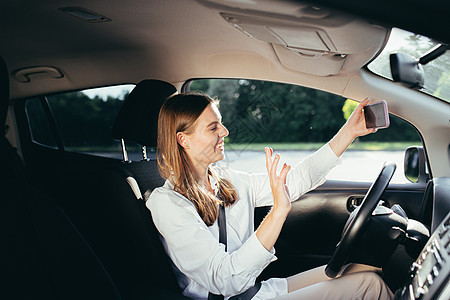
xmin=58 ymin=7 xmax=111 ymax=23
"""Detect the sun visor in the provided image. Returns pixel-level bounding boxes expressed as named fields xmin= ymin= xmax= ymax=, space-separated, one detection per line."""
xmin=221 ymin=13 xmax=337 ymax=52
xmin=272 ymin=44 xmax=345 ymax=76
xmin=218 ymin=7 xmax=387 ymax=76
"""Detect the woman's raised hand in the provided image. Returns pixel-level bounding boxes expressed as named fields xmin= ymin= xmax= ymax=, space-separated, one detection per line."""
xmin=265 ymin=147 xmax=292 ymax=216
xmin=329 ymin=98 xmax=376 ymax=157
xmin=344 ymin=98 xmax=376 ymax=139
xmin=255 ymin=148 xmax=292 ymax=251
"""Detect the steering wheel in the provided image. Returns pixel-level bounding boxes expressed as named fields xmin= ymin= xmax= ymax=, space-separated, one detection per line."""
xmin=325 ymin=161 xmax=396 ymax=278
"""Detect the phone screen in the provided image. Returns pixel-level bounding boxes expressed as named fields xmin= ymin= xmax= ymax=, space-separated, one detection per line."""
xmin=364 ymin=101 xmax=390 ymax=129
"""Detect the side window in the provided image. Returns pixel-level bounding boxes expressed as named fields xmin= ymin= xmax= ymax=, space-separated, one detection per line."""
xmin=25 ymin=97 xmax=58 ymax=148
xmin=25 ymin=85 xmax=136 ymax=159
xmin=188 ymin=79 xmax=422 ymax=183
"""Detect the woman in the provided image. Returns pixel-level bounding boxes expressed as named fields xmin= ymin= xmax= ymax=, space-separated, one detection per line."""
xmin=148 ymin=93 xmax=393 ymax=299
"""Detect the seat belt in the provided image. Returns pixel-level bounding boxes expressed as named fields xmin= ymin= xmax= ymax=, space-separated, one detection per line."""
xmin=218 ymin=202 xmax=227 ymax=251
xmin=208 ymin=203 xmax=261 ymax=300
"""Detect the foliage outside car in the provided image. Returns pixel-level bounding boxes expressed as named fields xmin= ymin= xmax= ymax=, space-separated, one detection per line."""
xmin=27 ymin=79 xmax=420 ymax=155
xmin=368 ymin=28 xmax=450 ymax=103
xmin=189 ymin=79 xmax=420 ymax=146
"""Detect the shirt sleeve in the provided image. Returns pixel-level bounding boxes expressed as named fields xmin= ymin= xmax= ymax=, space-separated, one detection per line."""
xmin=223 ymin=143 xmax=341 ymax=207
xmin=148 ymin=188 xmax=277 ymax=297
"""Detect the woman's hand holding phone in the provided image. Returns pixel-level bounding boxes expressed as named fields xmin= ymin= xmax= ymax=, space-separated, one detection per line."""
xmin=329 ymin=98 xmax=375 ymax=157
xmin=363 ymin=100 xmax=390 ymax=129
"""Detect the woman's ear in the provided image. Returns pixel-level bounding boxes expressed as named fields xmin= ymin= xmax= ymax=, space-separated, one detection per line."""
xmin=176 ymin=132 xmax=190 ymax=149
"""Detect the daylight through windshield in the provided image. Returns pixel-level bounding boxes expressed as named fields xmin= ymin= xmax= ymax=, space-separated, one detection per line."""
xmin=368 ymin=28 xmax=450 ymax=103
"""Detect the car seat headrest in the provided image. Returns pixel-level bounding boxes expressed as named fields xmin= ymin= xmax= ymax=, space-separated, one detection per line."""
xmin=0 ymin=57 xmax=9 ymax=134
xmin=112 ymin=79 xmax=176 ymax=147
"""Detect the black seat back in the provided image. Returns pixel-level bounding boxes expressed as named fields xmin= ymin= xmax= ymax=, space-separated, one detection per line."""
xmin=55 ymin=79 xmax=184 ymax=299
xmin=0 ymin=57 xmax=122 ymax=299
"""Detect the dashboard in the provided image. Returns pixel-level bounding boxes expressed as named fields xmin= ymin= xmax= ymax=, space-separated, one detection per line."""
xmin=395 ymin=209 xmax=450 ymax=299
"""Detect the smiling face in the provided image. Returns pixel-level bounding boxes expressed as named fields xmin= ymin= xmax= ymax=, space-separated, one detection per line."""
xmin=177 ymin=103 xmax=229 ymax=172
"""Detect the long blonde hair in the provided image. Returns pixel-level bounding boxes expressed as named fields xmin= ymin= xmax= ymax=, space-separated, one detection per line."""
xmin=157 ymin=93 xmax=237 ymax=226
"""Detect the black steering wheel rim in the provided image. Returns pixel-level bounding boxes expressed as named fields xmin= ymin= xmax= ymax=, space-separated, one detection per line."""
xmin=325 ymin=161 xmax=396 ymax=278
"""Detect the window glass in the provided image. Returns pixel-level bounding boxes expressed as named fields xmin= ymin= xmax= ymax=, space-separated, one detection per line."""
xmin=28 ymin=84 xmax=139 ymax=160
xmin=368 ymin=28 xmax=450 ymax=103
xmin=25 ymin=97 xmax=58 ymax=148
xmin=188 ymin=79 xmax=422 ymax=183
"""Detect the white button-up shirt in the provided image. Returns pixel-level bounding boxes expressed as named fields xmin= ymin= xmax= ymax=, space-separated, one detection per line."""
xmin=148 ymin=144 xmax=340 ymax=299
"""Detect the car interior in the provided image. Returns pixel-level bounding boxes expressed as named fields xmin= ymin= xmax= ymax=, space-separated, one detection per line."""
xmin=1 ymin=1 xmax=449 ymax=300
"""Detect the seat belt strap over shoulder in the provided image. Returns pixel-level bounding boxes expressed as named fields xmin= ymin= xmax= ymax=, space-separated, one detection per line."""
xmin=218 ymin=201 xmax=227 ymax=251
xmin=208 ymin=202 xmax=261 ymax=300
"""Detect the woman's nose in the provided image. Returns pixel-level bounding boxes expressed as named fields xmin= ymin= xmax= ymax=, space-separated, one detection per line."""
xmin=220 ymin=124 xmax=229 ymax=137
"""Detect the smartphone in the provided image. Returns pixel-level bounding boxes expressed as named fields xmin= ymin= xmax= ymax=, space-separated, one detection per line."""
xmin=364 ymin=100 xmax=390 ymax=129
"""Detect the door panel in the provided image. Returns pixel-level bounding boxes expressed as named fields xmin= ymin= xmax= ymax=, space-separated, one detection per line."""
xmin=256 ymin=179 xmax=426 ymax=280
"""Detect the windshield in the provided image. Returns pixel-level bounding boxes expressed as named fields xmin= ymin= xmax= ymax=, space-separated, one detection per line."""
xmin=368 ymin=28 xmax=450 ymax=103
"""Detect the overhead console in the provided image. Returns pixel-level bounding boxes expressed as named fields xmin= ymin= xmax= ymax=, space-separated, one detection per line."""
xmin=197 ymin=0 xmax=388 ymax=76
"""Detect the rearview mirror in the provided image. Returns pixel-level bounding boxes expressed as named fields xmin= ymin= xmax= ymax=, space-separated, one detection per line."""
xmin=390 ymin=53 xmax=424 ymax=89
xmin=404 ymin=146 xmax=429 ymax=183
